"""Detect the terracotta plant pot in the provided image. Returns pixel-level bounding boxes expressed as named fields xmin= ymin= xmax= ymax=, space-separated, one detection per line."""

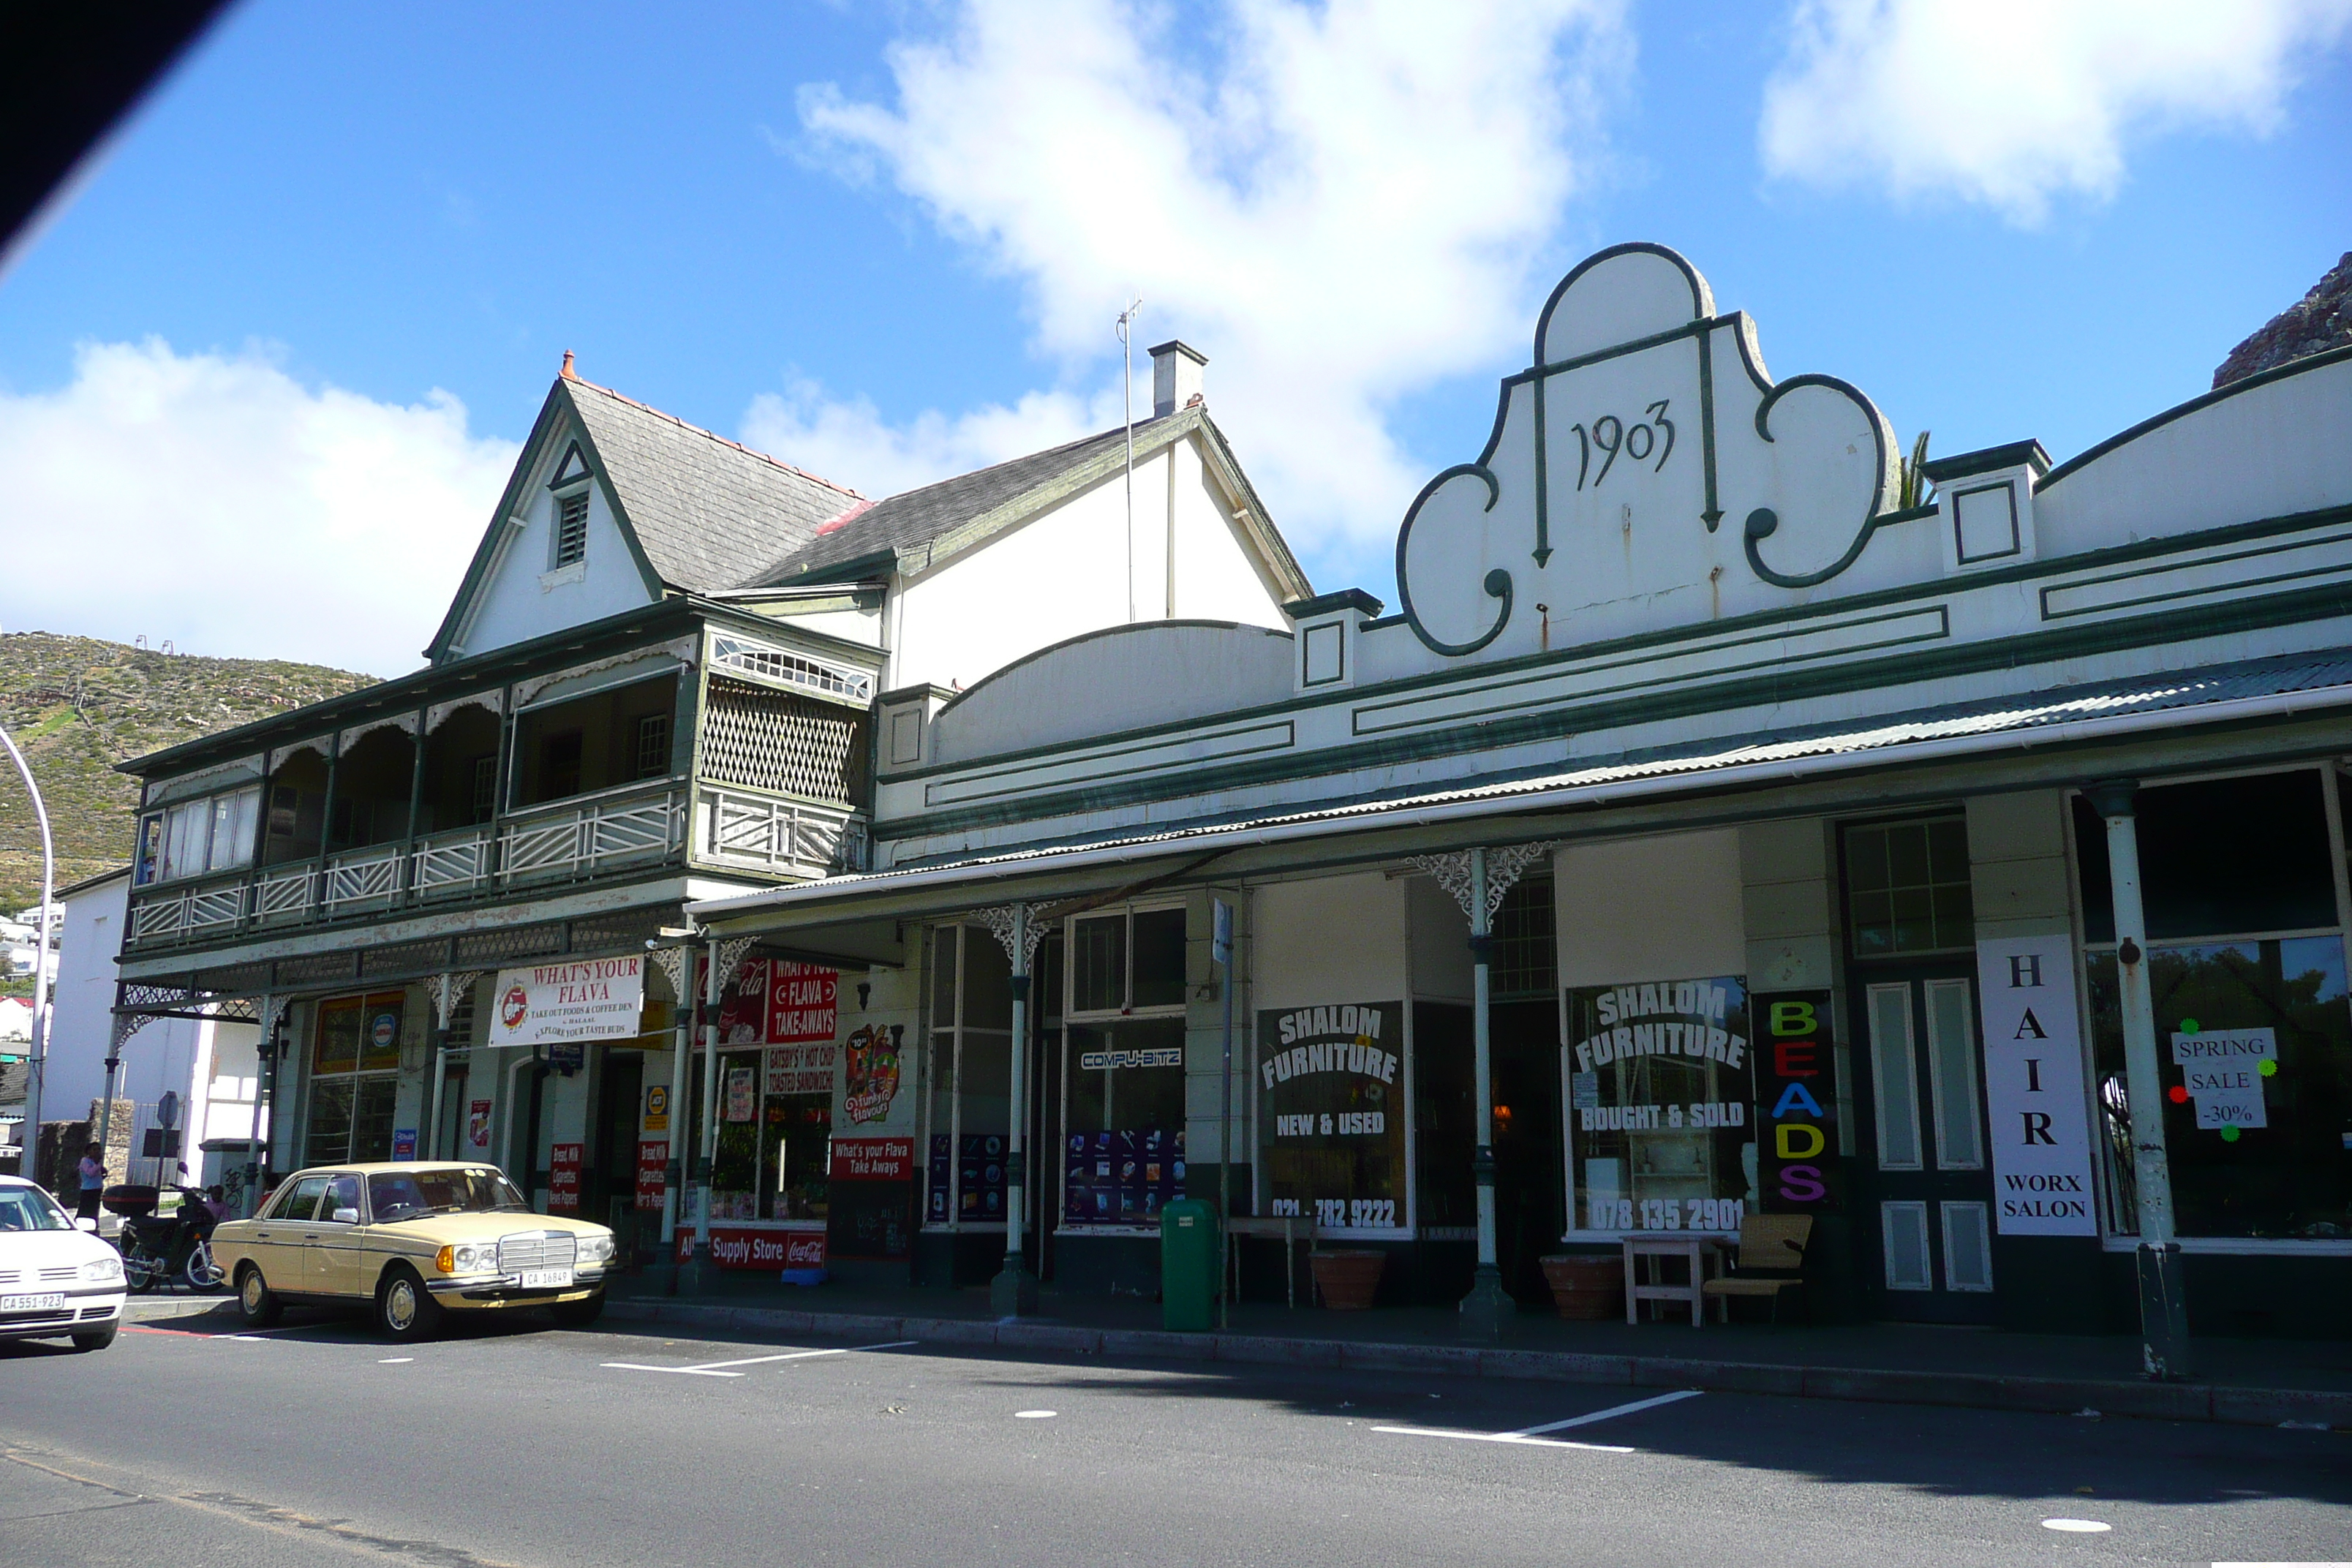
xmin=1310 ymin=1249 xmax=1387 ymax=1311
xmin=1539 ymin=1254 xmax=1625 ymax=1321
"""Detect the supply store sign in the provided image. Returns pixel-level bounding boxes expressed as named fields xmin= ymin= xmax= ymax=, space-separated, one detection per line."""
xmin=487 ymin=957 xmax=647 ymax=1047
xmin=1975 ymin=935 xmax=2097 ymax=1235
xmin=679 ymin=1226 xmax=827 ymax=1270
xmin=1256 ymin=1002 xmax=1406 ymax=1229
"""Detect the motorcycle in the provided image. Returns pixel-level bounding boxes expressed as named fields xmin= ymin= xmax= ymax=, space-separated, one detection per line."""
xmin=100 ymin=1184 xmax=223 ymax=1293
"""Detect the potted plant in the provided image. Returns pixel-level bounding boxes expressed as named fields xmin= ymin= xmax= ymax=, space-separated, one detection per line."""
xmin=1539 ymin=1254 xmax=1624 ymax=1320
xmin=1309 ymin=1248 xmax=1385 ymax=1310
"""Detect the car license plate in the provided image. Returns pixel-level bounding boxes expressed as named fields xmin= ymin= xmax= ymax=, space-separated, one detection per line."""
xmin=519 ymin=1269 xmax=573 ymax=1289
xmin=1 ymin=1294 xmax=67 ymax=1312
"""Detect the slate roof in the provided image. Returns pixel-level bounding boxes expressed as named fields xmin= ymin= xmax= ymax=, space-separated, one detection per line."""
xmin=562 ymin=377 xmax=868 ymax=594
xmin=750 ymin=418 xmax=1166 ymax=585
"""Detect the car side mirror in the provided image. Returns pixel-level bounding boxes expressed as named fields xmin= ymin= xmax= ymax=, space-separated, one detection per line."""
xmin=332 ymin=1207 xmax=360 ymax=1224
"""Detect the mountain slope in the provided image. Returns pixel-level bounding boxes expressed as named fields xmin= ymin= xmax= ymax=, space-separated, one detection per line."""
xmin=0 ymin=632 xmax=380 ymax=919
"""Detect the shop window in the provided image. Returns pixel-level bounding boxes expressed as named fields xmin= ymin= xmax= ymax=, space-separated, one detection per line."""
xmin=2087 ymin=936 xmax=2352 ymax=1241
xmin=2070 ymin=772 xmax=2336 ymax=944
xmin=1060 ymin=905 xmax=1188 ymax=1228
xmin=1843 ymin=816 xmax=1973 ymax=958
xmin=137 ymin=785 xmax=261 ymax=885
xmin=1489 ymin=873 xmax=1557 ymax=1000
xmin=699 ymin=958 xmax=843 ymax=1222
xmin=1564 ymin=977 xmax=1755 ymax=1235
xmin=305 ymin=992 xmax=406 ymax=1167
xmin=1256 ymin=1000 xmax=1405 ymax=1229
xmin=924 ymin=924 xmax=1014 ymax=1227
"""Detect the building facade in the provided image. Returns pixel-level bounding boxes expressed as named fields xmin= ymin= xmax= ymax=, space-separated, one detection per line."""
xmin=695 ymin=244 xmax=2352 ymax=1336
xmin=108 ymin=345 xmax=1308 ymax=1275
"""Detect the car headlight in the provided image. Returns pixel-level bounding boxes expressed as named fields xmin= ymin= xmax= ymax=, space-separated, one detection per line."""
xmin=80 ymin=1255 xmax=124 ymax=1284
xmin=576 ymin=1234 xmax=614 ymax=1265
xmin=434 ymin=1242 xmax=501 ymax=1275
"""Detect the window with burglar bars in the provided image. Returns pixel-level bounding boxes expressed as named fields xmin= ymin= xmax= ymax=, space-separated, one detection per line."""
xmin=698 ymin=675 xmax=868 ymax=804
xmin=1489 ymin=872 xmax=1557 ymax=1000
xmin=553 ymin=491 xmax=589 ymax=567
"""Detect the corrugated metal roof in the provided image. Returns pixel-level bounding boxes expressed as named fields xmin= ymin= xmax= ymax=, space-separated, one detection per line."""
xmin=700 ymin=647 xmax=2352 ymax=912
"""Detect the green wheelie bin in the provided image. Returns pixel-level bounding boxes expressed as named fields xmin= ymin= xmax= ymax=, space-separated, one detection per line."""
xmin=1161 ymin=1198 xmax=1220 ymax=1332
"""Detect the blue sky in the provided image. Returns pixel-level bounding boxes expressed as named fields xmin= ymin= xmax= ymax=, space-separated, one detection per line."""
xmin=3 ymin=0 xmax=2347 ymax=674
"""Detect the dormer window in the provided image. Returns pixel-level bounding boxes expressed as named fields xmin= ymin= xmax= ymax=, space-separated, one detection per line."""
xmin=553 ymin=491 xmax=589 ymax=568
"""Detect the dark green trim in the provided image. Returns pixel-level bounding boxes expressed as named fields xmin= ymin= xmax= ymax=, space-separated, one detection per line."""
xmin=422 ymin=380 xmax=576 ymax=663
xmin=1284 ymin=588 xmax=1383 ymax=619
xmin=878 ymin=499 xmax=2352 ymax=789
xmin=924 ymin=718 xmax=1297 ymax=810
xmin=2038 ymin=342 xmax=2352 ymax=491
xmin=1921 ymin=439 xmax=2049 ymax=484
xmin=2039 ymin=522 xmax=2352 ymax=620
xmin=879 ymin=579 xmax=2352 ymax=839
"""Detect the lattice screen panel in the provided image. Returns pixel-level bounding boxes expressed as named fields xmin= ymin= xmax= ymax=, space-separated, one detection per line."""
xmin=701 ymin=675 xmax=868 ymax=804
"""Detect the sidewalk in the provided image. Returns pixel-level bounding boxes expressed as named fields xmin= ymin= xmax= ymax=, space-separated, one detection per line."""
xmin=604 ymin=1272 xmax=2352 ymax=1431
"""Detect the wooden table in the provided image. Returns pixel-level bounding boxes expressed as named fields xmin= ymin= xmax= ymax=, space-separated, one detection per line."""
xmin=1621 ymin=1235 xmax=1723 ymax=1325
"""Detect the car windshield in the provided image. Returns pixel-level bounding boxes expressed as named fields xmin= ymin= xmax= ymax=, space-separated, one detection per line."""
xmin=367 ymin=1167 xmax=530 ymax=1222
xmin=0 ymin=1187 xmax=72 ymax=1232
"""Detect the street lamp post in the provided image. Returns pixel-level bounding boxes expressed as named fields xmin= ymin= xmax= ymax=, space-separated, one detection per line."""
xmin=0 ymin=721 xmax=56 ymax=1179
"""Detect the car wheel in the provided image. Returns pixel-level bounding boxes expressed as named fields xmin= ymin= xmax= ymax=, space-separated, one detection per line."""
xmin=375 ymin=1265 xmax=444 ymax=1341
xmin=71 ymin=1325 xmax=118 ymax=1352
xmin=236 ymin=1262 xmax=283 ymax=1327
xmin=549 ymin=1292 xmax=605 ymax=1329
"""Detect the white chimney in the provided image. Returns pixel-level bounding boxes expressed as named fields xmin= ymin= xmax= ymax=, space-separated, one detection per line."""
xmin=1149 ymin=339 xmax=1206 ymax=418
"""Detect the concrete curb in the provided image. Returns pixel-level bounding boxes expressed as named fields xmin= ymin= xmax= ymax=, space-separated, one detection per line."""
xmin=603 ymin=1298 xmax=2347 ymax=1431
xmin=123 ymin=1296 xmax=235 ymax=1324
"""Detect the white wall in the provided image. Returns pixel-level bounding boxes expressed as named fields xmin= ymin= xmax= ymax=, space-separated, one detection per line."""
xmin=1555 ymin=829 xmax=1746 ymax=987
xmin=890 ymin=434 xmax=1289 ymax=694
xmin=1252 ymin=872 xmax=1407 ymax=1011
xmin=1407 ymin=875 xmax=1473 ymax=1003
xmin=452 ymin=430 xmax=657 ymax=659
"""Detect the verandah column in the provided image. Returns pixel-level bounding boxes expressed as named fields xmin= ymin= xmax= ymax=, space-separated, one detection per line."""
xmin=1411 ymin=841 xmax=1552 ymax=1339
xmin=680 ymin=933 xmax=755 ymax=1294
xmin=982 ymin=902 xmax=1046 ymax=1317
xmin=2084 ymin=781 xmax=2193 ymax=1379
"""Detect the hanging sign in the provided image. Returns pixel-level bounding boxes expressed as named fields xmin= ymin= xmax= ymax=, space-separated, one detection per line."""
xmin=486 ymin=957 xmax=647 ymax=1047
xmin=391 ymin=1128 xmax=418 ymax=1161
xmin=764 ymin=1043 xmax=839 ymax=1098
xmin=642 ymin=1084 xmax=669 ymax=1134
xmin=1753 ymin=988 xmax=1840 ymax=1212
xmin=1975 ymin=935 xmax=2097 ymax=1235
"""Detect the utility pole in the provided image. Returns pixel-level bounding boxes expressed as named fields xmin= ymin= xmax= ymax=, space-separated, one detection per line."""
xmin=0 ymin=720 xmax=54 ymax=1180
xmin=1116 ymin=299 xmax=1142 ymax=625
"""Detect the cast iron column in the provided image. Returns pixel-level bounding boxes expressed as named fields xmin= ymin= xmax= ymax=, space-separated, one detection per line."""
xmin=1459 ymin=847 xmax=1512 ymax=1338
xmin=991 ymin=902 xmax=1040 ymax=1317
xmin=2086 ymin=780 xmax=2193 ymax=1379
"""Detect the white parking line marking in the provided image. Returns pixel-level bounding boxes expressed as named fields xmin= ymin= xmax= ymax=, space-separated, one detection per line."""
xmin=2040 ymin=1519 xmax=2111 ymax=1533
xmin=1373 ymin=1389 xmax=1704 ymax=1455
xmin=1014 ymin=1410 xmax=1057 ymax=1419
xmin=377 ymin=1357 xmax=413 ymax=1364
xmin=1507 ymin=1389 xmax=1705 ymax=1436
xmin=602 ymin=1338 xmax=919 ymax=1376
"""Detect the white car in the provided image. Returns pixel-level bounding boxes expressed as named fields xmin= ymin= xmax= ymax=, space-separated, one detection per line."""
xmin=0 ymin=1175 xmax=127 ymax=1351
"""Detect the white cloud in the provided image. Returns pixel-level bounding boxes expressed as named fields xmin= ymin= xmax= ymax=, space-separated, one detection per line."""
xmin=0 ymin=339 xmax=517 ymax=676
xmin=787 ymin=0 xmax=1629 ymax=565
xmin=1760 ymin=0 xmax=2352 ymax=224
xmin=743 ymin=377 xmax=1118 ymax=501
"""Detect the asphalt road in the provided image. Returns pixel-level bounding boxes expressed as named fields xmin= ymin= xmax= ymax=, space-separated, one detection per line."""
xmin=1 ymin=1306 xmax=2345 ymax=1567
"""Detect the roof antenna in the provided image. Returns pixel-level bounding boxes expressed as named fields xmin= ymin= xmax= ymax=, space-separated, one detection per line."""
xmin=1116 ymin=299 xmax=1142 ymax=624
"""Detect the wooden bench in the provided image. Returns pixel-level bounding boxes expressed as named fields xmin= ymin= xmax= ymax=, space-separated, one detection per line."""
xmin=1700 ymin=1215 xmax=1813 ymax=1324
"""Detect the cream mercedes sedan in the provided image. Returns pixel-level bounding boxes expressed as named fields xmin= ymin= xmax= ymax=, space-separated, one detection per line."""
xmin=211 ymin=1163 xmax=615 ymax=1342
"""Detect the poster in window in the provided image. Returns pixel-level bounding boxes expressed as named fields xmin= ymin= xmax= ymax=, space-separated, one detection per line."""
xmin=1563 ymin=976 xmax=1754 ymax=1233
xmin=1255 ymin=1002 xmax=1406 ymax=1229
xmin=467 ymin=1098 xmax=492 ymax=1150
xmin=724 ymin=1066 xmax=757 ymax=1123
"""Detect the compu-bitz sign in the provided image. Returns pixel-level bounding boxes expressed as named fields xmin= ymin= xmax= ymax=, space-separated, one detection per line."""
xmin=486 ymin=956 xmax=647 ymax=1047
